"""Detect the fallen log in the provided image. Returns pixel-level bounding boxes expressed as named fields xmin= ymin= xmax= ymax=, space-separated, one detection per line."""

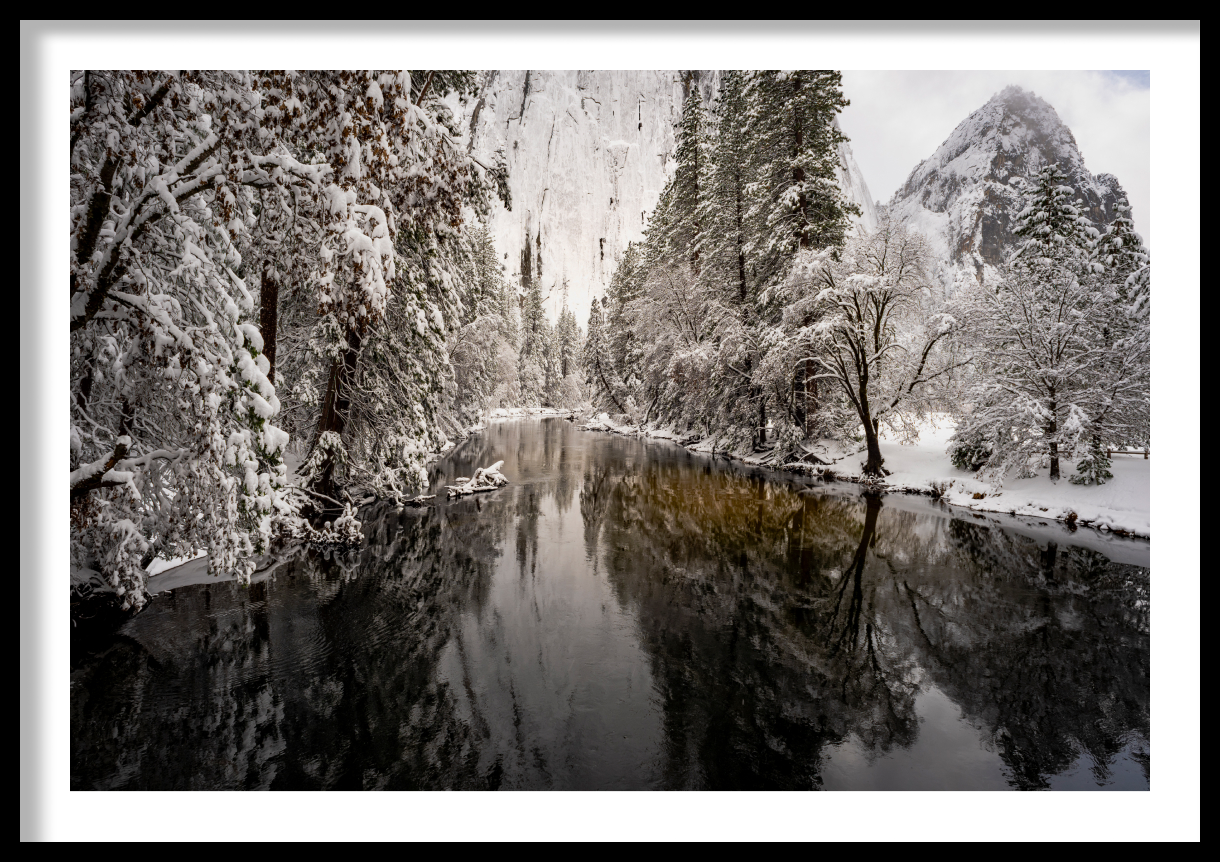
xmin=446 ymin=461 xmax=509 ymax=498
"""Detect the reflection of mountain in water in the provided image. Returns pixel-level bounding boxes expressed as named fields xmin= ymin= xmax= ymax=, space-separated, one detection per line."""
xmin=71 ymin=419 xmax=1148 ymax=790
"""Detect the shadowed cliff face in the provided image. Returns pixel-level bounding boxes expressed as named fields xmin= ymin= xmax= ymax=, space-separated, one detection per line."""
xmin=71 ymin=420 xmax=1149 ymax=790
xmin=889 ymin=85 xmax=1128 ymax=288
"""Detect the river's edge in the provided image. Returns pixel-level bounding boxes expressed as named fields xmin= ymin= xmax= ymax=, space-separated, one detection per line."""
xmin=575 ymin=413 xmax=1150 ymax=542
xmin=133 ymin=406 xmax=1146 ymax=597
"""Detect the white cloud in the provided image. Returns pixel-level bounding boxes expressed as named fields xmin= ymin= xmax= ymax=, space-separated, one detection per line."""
xmin=839 ymin=71 xmax=1150 ymax=244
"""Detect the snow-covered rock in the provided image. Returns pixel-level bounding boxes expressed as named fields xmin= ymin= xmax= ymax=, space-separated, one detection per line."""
xmin=465 ymin=71 xmax=877 ymax=327
xmin=888 ymin=85 xmax=1129 ymax=292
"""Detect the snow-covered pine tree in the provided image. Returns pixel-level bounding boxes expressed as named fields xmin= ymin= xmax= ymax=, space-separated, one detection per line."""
xmin=556 ymin=305 xmax=581 ymax=380
xmin=742 ymin=70 xmax=861 ymax=287
xmin=288 ymin=71 xmax=490 ymax=502
xmin=951 ymin=163 xmax=1111 ymax=484
xmin=1069 ymin=436 xmax=1114 ymax=485
xmin=649 ymin=88 xmax=710 ymax=275
xmin=697 ymin=70 xmax=754 ymax=305
xmin=1010 ymin=163 xmax=1100 ymax=267
xmin=1085 ymin=199 xmax=1150 ymax=450
xmin=605 ymin=242 xmax=646 ymax=395
xmin=448 ymin=225 xmax=512 ymax=427
xmin=518 ymin=277 xmax=550 ymax=406
xmin=583 ymin=297 xmax=629 ymax=415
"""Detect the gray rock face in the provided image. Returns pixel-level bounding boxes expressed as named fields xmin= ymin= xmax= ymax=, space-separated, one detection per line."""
xmin=464 ymin=71 xmax=876 ymax=326
xmin=888 ymin=85 xmax=1127 ymax=291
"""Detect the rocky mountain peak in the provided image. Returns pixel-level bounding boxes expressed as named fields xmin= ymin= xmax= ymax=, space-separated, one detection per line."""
xmin=889 ymin=86 xmax=1127 ymax=290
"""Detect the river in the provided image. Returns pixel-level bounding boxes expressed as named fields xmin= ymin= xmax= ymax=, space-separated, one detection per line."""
xmin=70 ymin=418 xmax=1150 ymax=790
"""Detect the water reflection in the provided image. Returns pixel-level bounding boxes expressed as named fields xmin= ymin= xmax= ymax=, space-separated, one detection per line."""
xmin=71 ymin=419 xmax=1149 ymax=790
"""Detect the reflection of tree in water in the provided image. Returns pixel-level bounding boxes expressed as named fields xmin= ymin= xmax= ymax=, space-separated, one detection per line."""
xmin=580 ymin=450 xmax=920 ymax=788
xmin=580 ymin=445 xmax=1148 ymax=789
xmin=73 ymin=421 xmax=1148 ymax=790
xmin=905 ymin=520 xmax=1150 ymax=789
xmin=71 ymin=500 xmax=507 ymax=789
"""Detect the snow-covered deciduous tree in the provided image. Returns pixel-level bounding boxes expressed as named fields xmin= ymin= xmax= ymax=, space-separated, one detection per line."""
xmin=763 ymin=219 xmax=963 ymax=475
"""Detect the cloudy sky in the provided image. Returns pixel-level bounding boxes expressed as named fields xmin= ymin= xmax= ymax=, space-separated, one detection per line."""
xmin=838 ymin=71 xmax=1151 ymax=244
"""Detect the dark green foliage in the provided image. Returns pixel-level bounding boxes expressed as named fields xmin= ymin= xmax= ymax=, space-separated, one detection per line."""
xmin=1070 ymin=438 xmax=1114 ymax=486
xmin=949 ymin=433 xmax=993 ymax=473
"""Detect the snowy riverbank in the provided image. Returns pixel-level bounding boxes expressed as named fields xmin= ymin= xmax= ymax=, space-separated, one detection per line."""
xmin=580 ymin=412 xmax=1150 ymax=539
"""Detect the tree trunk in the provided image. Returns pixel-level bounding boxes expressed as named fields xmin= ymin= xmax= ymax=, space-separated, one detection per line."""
xmin=793 ymin=359 xmax=806 ymax=434
xmin=863 ymin=417 xmax=884 ymax=477
xmin=1047 ymin=396 xmax=1059 ymax=481
xmin=76 ymin=360 xmax=93 ymax=415
xmin=311 ymin=327 xmax=363 ymax=499
xmin=857 ymin=381 xmax=884 ymax=477
xmin=735 ymin=173 xmax=747 ymax=304
xmin=259 ymin=265 xmax=279 ymax=384
xmin=806 ymin=367 xmax=817 ymax=436
xmin=758 ymin=397 xmax=767 ymax=446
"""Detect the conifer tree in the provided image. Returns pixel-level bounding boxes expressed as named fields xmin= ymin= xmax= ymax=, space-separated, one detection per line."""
xmin=952 ymin=164 xmax=1115 ymax=483
xmin=1082 ymin=197 xmax=1150 ymax=450
xmin=742 ymin=70 xmax=861 ymax=286
xmin=556 ymin=305 xmax=581 ymax=380
xmin=583 ymin=297 xmax=628 ymax=414
xmin=650 ymin=89 xmax=710 ymax=274
xmin=698 ymin=70 xmax=754 ymax=304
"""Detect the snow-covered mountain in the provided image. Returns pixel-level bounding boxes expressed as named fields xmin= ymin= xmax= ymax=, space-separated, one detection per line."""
xmin=464 ymin=71 xmax=876 ymax=326
xmin=887 ymin=85 xmax=1127 ymax=292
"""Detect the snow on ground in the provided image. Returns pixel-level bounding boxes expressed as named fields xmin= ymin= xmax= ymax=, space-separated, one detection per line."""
xmin=486 ymin=407 xmax=576 ymax=421
xmin=831 ymin=417 xmax=1150 ymax=538
xmin=145 ymin=553 xmax=286 ymax=593
xmin=146 ymin=549 xmax=208 ymax=576
xmin=581 ymin=412 xmax=1151 ymax=539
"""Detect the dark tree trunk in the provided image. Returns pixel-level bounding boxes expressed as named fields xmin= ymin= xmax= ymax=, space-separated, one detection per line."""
xmin=311 ymin=328 xmax=363 ymax=499
xmin=1047 ymin=395 xmax=1059 ymax=481
xmin=793 ymin=360 xmax=806 ymax=434
xmin=259 ymin=266 xmax=279 ymax=385
xmin=863 ymin=418 xmax=884 ymax=477
xmin=76 ymin=360 xmax=93 ymax=415
xmin=856 ymin=379 xmax=884 ymax=477
xmin=806 ymin=366 xmax=817 ymax=436
xmin=758 ymin=397 xmax=767 ymax=446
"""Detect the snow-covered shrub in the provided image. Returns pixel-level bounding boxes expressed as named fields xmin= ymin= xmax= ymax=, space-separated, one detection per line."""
xmin=1070 ymin=439 xmax=1114 ymax=486
xmin=949 ymin=432 xmax=993 ymax=472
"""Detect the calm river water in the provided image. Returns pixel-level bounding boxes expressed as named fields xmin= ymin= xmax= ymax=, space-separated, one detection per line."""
xmin=71 ymin=418 xmax=1150 ymax=790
